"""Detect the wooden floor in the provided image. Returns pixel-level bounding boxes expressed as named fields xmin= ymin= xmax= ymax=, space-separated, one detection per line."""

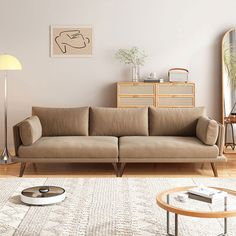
xmin=0 ymin=153 xmax=236 ymax=178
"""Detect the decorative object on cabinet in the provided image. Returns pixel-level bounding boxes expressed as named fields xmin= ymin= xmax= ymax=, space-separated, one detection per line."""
xmin=51 ymin=25 xmax=92 ymax=57
xmin=117 ymin=82 xmax=195 ymax=108
xmin=144 ymin=72 xmax=164 ymax=83
xmin=144 ymin=79 xmax=163 ymax=83
xmin=115 ymin=47 xmax=147 ymax=82
xmin=148 ymin=72 xmax=157 ymax=79
xmin=0 ymin=54 xmax=22 ymax=164
xmin=168 ymin=68 xmax=189 ymax=82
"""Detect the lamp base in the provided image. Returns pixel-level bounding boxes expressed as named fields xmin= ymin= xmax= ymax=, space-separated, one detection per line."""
xmin=0 ymin=148 xmax=16 ymax=164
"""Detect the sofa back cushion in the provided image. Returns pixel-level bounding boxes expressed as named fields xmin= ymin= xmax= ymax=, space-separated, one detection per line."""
xmin=32 ymin=107 xmax=89 ymax=136
xmin=19 ymin=116 xmax=42 ymax=145
xmin=149 ymin=107 xmax=206 ymax=136
xmin=90 ymin=107 xmax=148 ymax=136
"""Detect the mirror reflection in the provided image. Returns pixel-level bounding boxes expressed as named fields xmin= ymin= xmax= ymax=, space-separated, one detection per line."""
xmin=222 ymin=28 xmax=236 ymax=151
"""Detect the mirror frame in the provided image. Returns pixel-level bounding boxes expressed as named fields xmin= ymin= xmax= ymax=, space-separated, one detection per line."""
xmin=221 ymin=28 xmax=236 ymax=123
xmin=221 ymin=28 xmax=236 ymax=152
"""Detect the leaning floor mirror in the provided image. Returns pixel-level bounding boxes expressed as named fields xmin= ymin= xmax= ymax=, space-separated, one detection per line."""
xmin=222 ymin=28 xmax=236 ymax=153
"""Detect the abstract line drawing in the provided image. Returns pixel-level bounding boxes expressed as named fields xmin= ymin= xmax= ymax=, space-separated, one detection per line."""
xmin=51 ymin=26 xmax=92 ymax=57
xmin=55 ymin=30 xmax=90 ymax=53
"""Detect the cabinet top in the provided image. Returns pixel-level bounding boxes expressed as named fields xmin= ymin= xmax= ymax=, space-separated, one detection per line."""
xmin=117 ymin=82 xmax=195 ymax=85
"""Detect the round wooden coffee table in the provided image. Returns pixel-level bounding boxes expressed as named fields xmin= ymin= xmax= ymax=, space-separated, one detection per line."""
xmin=156 ymin=186 xmax=236 ymax=236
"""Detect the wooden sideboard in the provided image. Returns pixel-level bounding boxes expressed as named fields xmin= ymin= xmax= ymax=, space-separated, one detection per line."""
xmin=117 ymin=82 xmax=195 ymax=108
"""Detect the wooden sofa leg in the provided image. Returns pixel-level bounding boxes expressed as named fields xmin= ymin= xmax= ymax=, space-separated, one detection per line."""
xmin=112 ymin=163 xmax=119 ymax=177
xmin=32 ymin=163 xmax=37 ymax=172
xmin=210 ymin=163 xmax=218 ymax=177
xmin=200 ymin=163 xmax=204 ymax=169
xmin=119 ymin=163 xmax=126 ymax=177
xmin=19 ymin=163 xmax=26 ymax=177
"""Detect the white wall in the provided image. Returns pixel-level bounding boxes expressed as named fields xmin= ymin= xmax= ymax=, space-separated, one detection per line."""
xmin=0 ymin=0 xmax=236 ymax=148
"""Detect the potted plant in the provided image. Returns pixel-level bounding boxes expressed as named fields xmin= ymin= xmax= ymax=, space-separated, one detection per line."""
xmin=115 ymin=47 xmax=147 ymax=82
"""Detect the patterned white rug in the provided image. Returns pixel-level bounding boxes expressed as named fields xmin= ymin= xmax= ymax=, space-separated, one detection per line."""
xmin=0 ymin=178 xmax=236 ymax=236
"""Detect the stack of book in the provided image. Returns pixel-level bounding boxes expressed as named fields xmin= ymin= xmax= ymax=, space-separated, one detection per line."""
xmin=144 ymin=79 xmax=164 ymax=83
xmin=188 ymin=186 xmax=227 ymax=203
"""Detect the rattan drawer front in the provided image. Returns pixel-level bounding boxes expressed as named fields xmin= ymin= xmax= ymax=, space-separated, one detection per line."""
xmin=119 ymin=96 xmax=155 ymax=107
xmin=158 ymin=84 xmax=194 ymax=95
xmin=157 ymin=97 xmax=194 ymax=107
xmin=117 ymin=82 xmax=195 ymax=108
xmin=119 ymin=84 xmax=155 ymax=95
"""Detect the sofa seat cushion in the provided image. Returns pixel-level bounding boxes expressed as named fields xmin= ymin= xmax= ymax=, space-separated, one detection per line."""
xmin=119 ymin=136 xmax=219 ymax=159
xmin=18 ymin=136 xmax=118 ymax=158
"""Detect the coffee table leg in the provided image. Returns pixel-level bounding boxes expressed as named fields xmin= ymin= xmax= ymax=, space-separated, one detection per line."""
xmin=224 ymin=218 xmax=227 ymax=235
xmin=219 ymin=197 xmax=228 ymax=236
xmin=166 ymin=194 xmax=179 ymax=236
xmin=167 ymin=194 xmax=170 ymax=235
xmin=175 ymin=213 xmax=178 ymax=236
xmin=224 ymin=197 xmax=227 ymax=235
xmin=167 ymin=211 xmax=170 ymax=235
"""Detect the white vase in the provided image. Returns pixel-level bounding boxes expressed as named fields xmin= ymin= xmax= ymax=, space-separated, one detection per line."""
xmin=132 ymin=65 xmax=140 ymax=82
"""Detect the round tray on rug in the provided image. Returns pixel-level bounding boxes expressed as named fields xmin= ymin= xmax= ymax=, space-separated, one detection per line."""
xmin=21 ymin=186 xmax=66 ymax=205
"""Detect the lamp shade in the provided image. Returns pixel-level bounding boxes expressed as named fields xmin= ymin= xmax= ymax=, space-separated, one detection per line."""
xmin=0 ymin=54 xmax=22 ymax=70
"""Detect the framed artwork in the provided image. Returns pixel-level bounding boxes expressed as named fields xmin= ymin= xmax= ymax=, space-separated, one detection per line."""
xmin=50 ymin=25 xmax=93 ymax=57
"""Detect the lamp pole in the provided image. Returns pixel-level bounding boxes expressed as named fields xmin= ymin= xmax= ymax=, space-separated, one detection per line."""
xmin=0 ymin=54 xmax=22 ymax=164
xmin=0 ymin=71 xmax=14 ymax=164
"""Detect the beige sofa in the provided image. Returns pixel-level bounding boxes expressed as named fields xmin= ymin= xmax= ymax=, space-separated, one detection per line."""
xmin=13 ymin=106 xmax=226 ymax=177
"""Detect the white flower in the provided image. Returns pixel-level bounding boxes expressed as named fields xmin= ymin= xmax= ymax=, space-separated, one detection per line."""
xmin=115 ymin=47 xmax=147 ymax=66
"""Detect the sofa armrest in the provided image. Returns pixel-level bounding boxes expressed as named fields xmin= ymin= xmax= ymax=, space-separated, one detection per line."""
xmin=19 ymin=116 xmax=42 ymax=146
xmin=13 ymin=121 xmax=24 ymax=157
xmin=13 ymin=116 xmax=42 ymax=155
xmin=196 ymin=116 xmax=219 ymax=146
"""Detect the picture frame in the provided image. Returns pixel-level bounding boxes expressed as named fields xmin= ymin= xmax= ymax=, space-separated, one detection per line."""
xmin=50 ymin=25 xmax=93 ymax=57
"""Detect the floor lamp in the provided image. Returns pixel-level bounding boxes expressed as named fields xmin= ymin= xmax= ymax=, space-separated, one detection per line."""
xmin=0 ymin=54 xmax=22 ymax=164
